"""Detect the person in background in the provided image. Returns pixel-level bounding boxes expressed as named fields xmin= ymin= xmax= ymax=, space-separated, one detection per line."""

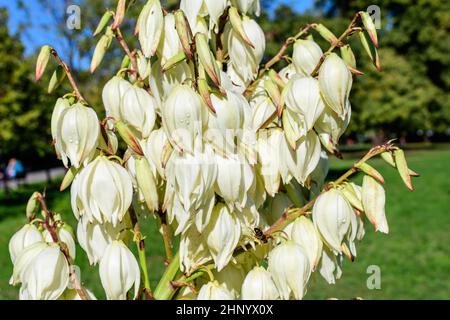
xmin=5 ymin=158 xmax=25 ymax=180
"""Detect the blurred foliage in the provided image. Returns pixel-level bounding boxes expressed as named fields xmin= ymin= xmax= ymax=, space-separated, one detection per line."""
xmin=2 ymin=0 xmax=450 ymax=169
xmin=314 ymin=0 xmax=450 ymax=138
xmin=0 ymin=9 xmax=61 ymax=168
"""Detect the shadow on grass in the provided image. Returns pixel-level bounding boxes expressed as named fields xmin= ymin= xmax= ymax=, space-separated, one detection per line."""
xmin=0 ymin=180 xmax=61 ymax=222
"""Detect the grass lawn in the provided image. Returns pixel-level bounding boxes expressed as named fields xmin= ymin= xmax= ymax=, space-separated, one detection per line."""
xmin=1 ymin=148 xmax=449 ymax=299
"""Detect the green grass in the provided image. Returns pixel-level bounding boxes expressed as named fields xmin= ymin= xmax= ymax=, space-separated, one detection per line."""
xmin=1 ymin=148 xmax=449 ymax=299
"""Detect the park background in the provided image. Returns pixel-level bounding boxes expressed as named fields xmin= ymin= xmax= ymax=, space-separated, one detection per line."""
xmin=0 ymin=0 xmax=449 ymax=299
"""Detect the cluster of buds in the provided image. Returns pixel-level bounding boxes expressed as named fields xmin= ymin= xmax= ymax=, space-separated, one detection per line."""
xmin=9 ymin=0 xmax=417 ymax=300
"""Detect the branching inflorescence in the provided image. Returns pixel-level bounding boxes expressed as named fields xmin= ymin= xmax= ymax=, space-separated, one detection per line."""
xmin=9 ymin=0 xmax=418 ymax=300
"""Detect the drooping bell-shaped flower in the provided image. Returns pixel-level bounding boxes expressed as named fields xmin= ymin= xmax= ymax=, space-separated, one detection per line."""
xmin=312 ymin=189 xmax=357 ymax=254
xmin=13 ymin=242 xmax=69 ymax=300
xmin=99 ymin=240 xmax=140 ymax=300
xmin=215 ymin=152 xmax=255 ymax=210
xmin=292 ymin=39 xmax=323 ymax=76
xmin=51 ymin=98 xmax=70 ymax=158
xmin=43 ymin=226 xmax=76 ymax=260
xmin=55 ymin=103 xmax=99 ymax=168
xmin=318 ymin=53 xmax=352 ymax=119
xmin=9 ymin=224 xmax=43 ymax=265
xmin=157 ymin=13 xmax=183 ymax=65
xmin=149 ymin=60 xmax=193 ymax=107
xmin=241 ymin=266 xmax=279 ymax=300
xmin=137 ymin=0 xmax=163 ymax=57
xmin=319 ymin=247 xmax=343 ymax=284
xmin=268 ymin=240 xmax=311 ymax=300
xmin=162 ymin=84 xmax=207 ymax=153
xmin=213 ymin=263 xmax=247 ymax=298
xmin=283 ymin=75 xmax=325 ymax=132
xmin=290 ymin=216 xmax=323 ymax=271
xmin=225 ymin=17 xmax=265 ymax=82
xmin=203 ymin=203 xmax=241 ymax=271
xmin=206 ymin=90 xmax=246 ymax=155
xmin=76 ymin=216 xmax=127 ymax=265
xmin=102 ymin=76 xmax=132 ymax=122
xmin=314 ymin=101 xmax=351 ymax=153
xmin=71 ymin=156 xmax=133 ymax=226
xmin=120 ymin=85 xmax=157 ymax=139
xmin=179 ymin=225 xmax=212 ymax=274
xmin=293 ymin=130 xmax=321 ymax=185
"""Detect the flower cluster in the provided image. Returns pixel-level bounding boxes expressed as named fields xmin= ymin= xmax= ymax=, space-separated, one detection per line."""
xmin=9 ymin=0 xmax=416 ymax=300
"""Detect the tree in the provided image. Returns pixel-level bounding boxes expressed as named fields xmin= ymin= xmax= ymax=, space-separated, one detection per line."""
xmin=315 ymin=0 xmax=450 ymax=138
xmin=0 ymin=9 xmax=58 ymax=167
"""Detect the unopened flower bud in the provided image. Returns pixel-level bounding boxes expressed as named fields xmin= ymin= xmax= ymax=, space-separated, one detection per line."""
xmin=35 ymin=45 xmax=51 ymax=81
xmin=362 ymin=175 xmax=389 ymax=234
xmin=90 ymin=32 xmax=113 ymax=73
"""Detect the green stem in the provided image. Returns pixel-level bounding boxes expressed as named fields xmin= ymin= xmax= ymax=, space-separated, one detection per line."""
xmin=153 ymin=252 xmax=180 ymax=300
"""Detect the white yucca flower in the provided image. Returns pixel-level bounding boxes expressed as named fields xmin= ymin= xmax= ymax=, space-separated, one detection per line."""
xmin=283 ymin=75 xmax=325 ymax=132
xmin=256 ymin=130 xmax=282 ymax=196
xmin=9 ymin=224 xmax=43 ymax=265
xmin=43 ymin=227 xmax=76 ymax=260
xmin=290 ymin=216 xmax=323 ymax=271
xmin=197 ymin=281 xmax=235 ymax=300
xmin=55 ymin=103 xmax=99 ymax=168
xmin=149 ymin=60 xmax=193 ymax=107
xmin=312 ymin=189 xmax=357 ymax=254
xmin=99 ymin=240 xmax=140 ymax=300
xmin=144 ymin=128 xmax=169 ymax=178
xmin=292 ymin=39 xmax=323 ymax=76
xmin=102 ymin=76 xmax=132 ymax=122
xmin=319 ymin=247 xmax=343 ymax=284
xmin=215 ymin=152 xmax=255 ymax=209
xmin=318 ymin=53 xmax=352 ymax=119
xmin=232 ymin=0 xmax=261 ymax=16
xmin=162 ymin=84 xmax=207 ymax=153
xmin=164 ymin=145 xmax=217 ymax=234
xmin=71 ymin=156 xmax=133 ymax=226
xmin=206 ymin=89 xmax=246 ymax=155
xmin=179 ymin=225 xmax=212 ymax=274
xmin=137 ymin=0 xmax=163 ymax=57
xmin=314 ymin=102 xmax=351 ymax=153
xmin=203 ymin=203 xmax=241 ymax=271
xmin=180 ymin=0 xmax=227 ymax=33
xmin=76 ymin=215 xmax=127 ymax=265
xmin=213 ymin=263 xmax=247 ymax=298
xmin=241 ymin=266 xmax=279 ymax=300
xmin=268 ymin=240 xmax=311 ymax=300
xmin=13 ymin=242 xmax=69 ymax=300
xmin=293 ymin=131 xmax=322 ymax=185
xmin=157 ymin=13 xmax=182 ymax=65
xmin=120 ymin=85 xmax=157 ymax=139
xmin=225 ymin=17 xmax=265 ymax=82
xmin=51 ymin=98 xmax=70 ymax=158
xmin=250 ymin=88 xmax=277 ymax=130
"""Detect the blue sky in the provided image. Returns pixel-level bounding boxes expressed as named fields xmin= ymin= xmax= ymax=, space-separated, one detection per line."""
xmin=0 ymin=0 xmax=314 ymax=58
